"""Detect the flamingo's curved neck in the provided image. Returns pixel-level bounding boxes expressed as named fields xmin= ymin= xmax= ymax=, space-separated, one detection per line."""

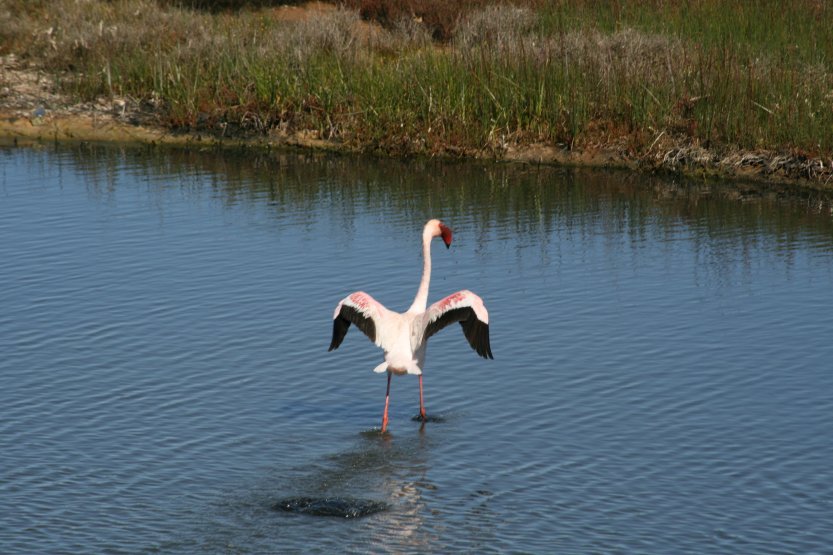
xmin=408 ymin=231 xmax=432 ymax=313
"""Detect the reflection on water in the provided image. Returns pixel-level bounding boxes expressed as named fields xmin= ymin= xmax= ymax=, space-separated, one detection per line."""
xmin=185 ymin=430 xmax=443 ymax=553
xmin=59 ymin=143 xmax=833 ymax=245
xmin=1 ymin=144 xmax=832 ymax=554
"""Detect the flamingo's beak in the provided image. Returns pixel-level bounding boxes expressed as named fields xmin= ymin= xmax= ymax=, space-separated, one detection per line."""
xmin=439 ymin=223 xmax=453 ymax=249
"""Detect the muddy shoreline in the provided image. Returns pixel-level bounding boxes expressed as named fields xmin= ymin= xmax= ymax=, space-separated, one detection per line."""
xmin=2 ymin=56 xmax=832 ymax=193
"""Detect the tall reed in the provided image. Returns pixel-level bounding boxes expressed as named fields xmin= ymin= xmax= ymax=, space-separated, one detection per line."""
xmin=2 ymin=0 xmax=832 ymax=156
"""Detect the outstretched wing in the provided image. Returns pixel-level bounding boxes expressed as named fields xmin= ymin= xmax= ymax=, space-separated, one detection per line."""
xmin=329 ymin=291 xmax=390 ymax=351
xmin=424 ymin=290 xmax=493 ymax=359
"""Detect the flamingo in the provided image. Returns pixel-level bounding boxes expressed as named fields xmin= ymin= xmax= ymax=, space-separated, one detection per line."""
xmin=329 ymin=219 xmax=493 ymax=432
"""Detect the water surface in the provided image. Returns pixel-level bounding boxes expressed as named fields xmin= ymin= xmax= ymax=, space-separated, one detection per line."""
xmin=1 ymin=145 xmax=832 ymax=553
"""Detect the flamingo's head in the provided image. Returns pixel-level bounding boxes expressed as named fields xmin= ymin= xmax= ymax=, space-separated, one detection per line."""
xmin=426 ymin=219 xmax=453 ymax=249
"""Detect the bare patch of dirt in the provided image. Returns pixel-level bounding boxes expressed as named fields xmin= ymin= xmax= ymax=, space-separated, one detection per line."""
xmin=0 ymin=53 xmax=163 ymax=143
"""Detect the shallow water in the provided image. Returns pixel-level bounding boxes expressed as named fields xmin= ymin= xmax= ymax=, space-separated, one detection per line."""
xmin=1 ymin=144 xmax=832 ymax=554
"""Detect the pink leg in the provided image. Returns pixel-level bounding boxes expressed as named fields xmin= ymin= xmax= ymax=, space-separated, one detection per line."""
xmin=418 ymin=374 xmax=427 ymax=421
xmin=381 ymin=371 xmax=392 ymax=432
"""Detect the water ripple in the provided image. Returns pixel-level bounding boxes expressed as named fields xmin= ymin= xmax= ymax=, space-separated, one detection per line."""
xmin=1 ymin=146 xmax=832 ymax=553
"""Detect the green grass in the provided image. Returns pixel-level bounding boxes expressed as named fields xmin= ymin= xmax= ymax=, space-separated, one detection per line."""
xmin=534 ymin=0 xmax=833 ymax=152
xmin=2 ymin=0 xmax=832 ymax=158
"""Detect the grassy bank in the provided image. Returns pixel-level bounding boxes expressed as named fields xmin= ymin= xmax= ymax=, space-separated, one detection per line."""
xmin=2 ymin=0 xmax=832 ymax=178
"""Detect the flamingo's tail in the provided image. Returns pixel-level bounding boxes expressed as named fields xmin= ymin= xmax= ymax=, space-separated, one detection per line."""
xmin=376 ymin=358 xmax=422 ymax=375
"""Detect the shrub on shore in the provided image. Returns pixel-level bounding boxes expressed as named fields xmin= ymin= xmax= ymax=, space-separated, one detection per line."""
xmin=1 ymin=0 xmax=832 ymax=161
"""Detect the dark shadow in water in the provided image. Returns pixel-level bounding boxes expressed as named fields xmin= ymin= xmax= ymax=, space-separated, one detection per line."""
xmin=273 ymin=431 xmax=443 ymax=546
xmin=412 ymin=414 xmax=447 ymax=423
xmin=180 ymin=430 xmax=452 ymax=551
xmin=273 ymin=496 xmax=388 ymax=518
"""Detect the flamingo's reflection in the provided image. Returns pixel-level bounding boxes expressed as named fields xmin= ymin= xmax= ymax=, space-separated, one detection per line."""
xmin=281 ymin=430 xmax=436 ymax=549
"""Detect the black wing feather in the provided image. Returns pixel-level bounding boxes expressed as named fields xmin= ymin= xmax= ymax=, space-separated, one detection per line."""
xmin=329 ymin=304 xmax=376 ymax=351
xmin=425 ymin=307 xmax=493 ymax=360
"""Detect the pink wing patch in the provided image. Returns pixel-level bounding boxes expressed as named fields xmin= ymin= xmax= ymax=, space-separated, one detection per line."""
xmin=430 ymin=290 xmax=489 ymax=324
xmin=437 ymin=291 xmax=467 ymax=311
xmin=349 ymin=292 xmax=372 ymax=310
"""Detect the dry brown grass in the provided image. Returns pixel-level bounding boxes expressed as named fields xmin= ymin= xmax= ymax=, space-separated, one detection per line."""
xmin=343 ymin=0 xmax=531 ymax=41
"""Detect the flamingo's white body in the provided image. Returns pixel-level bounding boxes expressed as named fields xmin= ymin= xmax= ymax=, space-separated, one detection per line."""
xmin=329 ymin=219 xmax=493 ymax=432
